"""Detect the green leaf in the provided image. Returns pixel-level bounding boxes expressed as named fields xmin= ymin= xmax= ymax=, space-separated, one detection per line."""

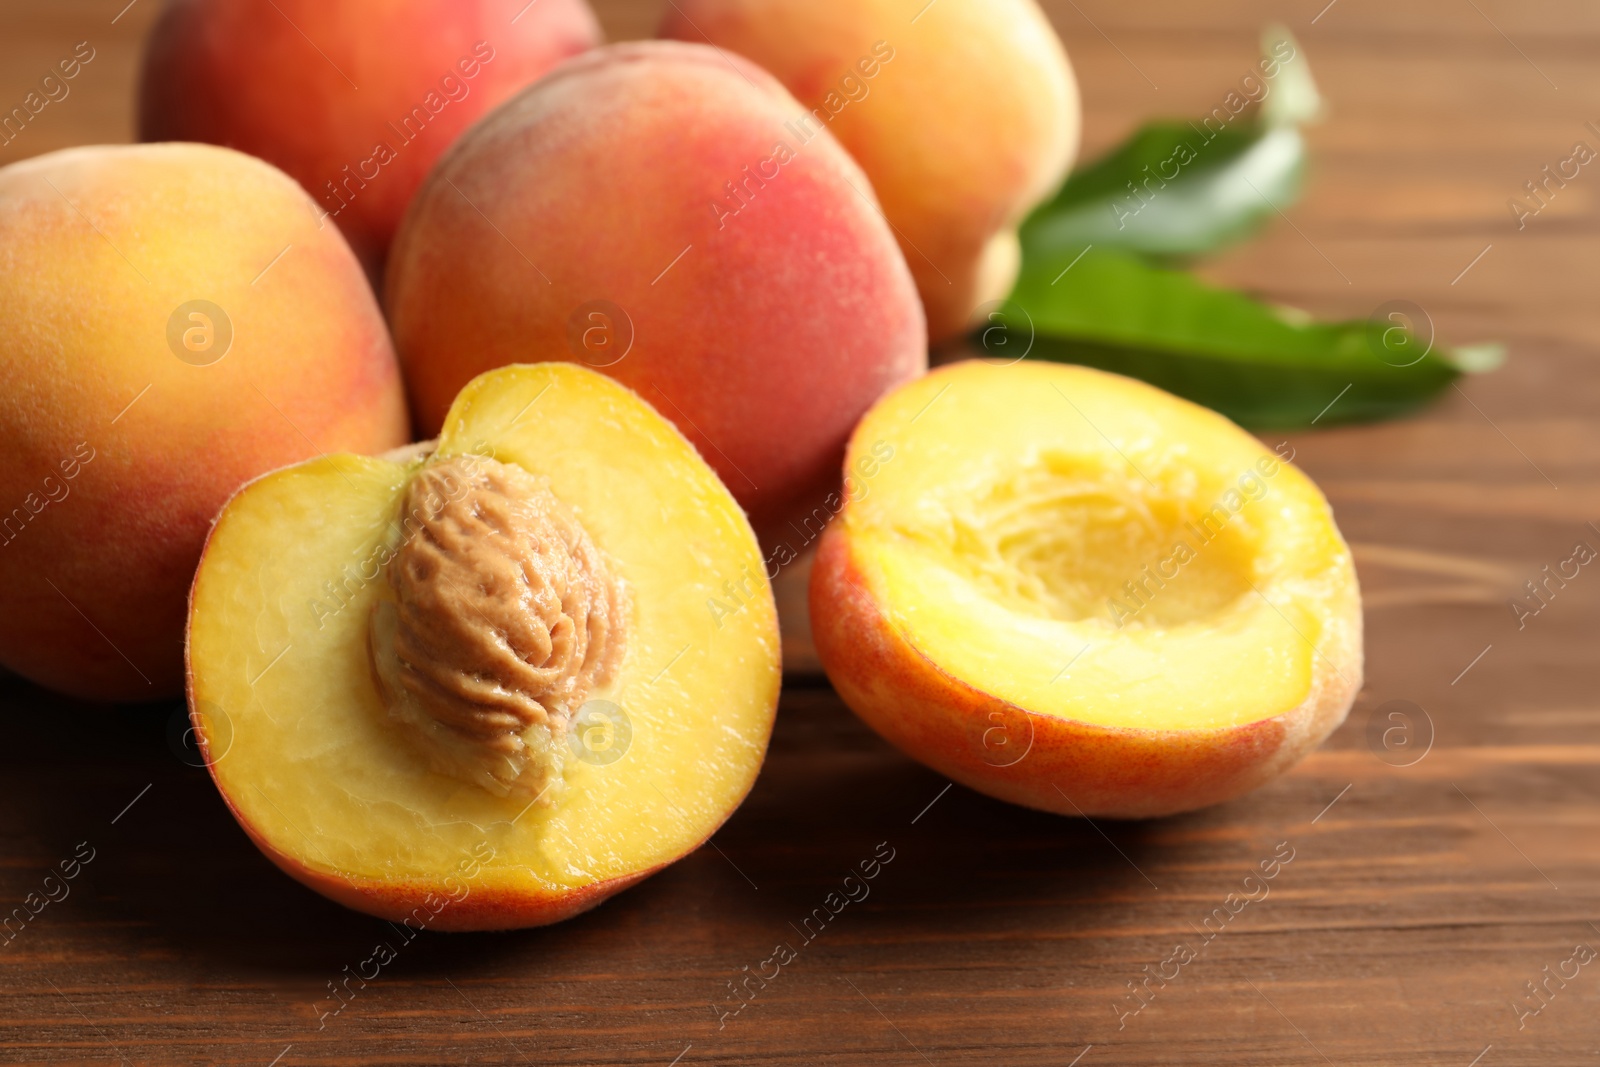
xmin=994 ymin=25 xmax=1503 ymax=428
xmin=1020 ymin=25 xmax=1321 ymax=263
xmin=991 ymin=247 xmax=1495 ymax=429
xmin=1020 ymin=124 xmax=1307 ymax=262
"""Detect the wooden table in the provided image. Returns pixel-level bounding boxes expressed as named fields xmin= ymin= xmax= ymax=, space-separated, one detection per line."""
xmin=3 ymin=1 xmax=1598 ymax=1063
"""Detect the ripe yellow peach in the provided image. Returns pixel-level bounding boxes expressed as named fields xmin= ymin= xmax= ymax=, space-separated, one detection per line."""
xmin=138 ymin=0 xmax=603 ymax=275
xmin=0 ymin=143 xmax=407 ymax=702
xmin=385 ymin=41 xmax=926 ymax=549
xmin=810 ymin=361 xmax=1362 ymax=818
xmin=661 ymin=0 xmax=1080 ymax=343
xmin=187 ymin=364 xmax=781 ymax=929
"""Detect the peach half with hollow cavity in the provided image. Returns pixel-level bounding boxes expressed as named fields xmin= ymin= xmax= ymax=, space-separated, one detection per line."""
xmin=186 ymin=364 xmax=780 ymax=929
xmin=810 ymin=360 xmax=1363 ymax=818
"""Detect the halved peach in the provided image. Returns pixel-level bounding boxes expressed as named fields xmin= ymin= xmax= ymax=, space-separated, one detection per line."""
xmin=811 ymin=360 xmax=1362 ymax=818
xmin=187 ymin=364 xmax=780 ymax=929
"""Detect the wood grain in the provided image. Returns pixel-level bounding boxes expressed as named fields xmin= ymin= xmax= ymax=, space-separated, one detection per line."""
xmin=3 ymin=1 xmax=1599 ymax=1064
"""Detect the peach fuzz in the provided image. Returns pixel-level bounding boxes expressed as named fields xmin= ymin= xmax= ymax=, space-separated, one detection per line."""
xmin=661 ymin=0 xmax=1080 ymax=343
xmin=385 ymin=40 xmax=926 ymax=550
xmin=810 ymin=361 xmax=1363 ymax=818
xmin=0 ymin=143 xmax=407 ymax=702
xmin=138 ymin=0 xmax=602 ymax=275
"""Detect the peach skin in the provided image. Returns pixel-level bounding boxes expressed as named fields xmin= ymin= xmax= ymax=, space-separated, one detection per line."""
xmin=385 ymin=40 xmax=927 ymax=552
xmin=661 ymin=0 xmax=1080 ymax=343
xmin=0 ymin=143 xmax=407 ymax=702
xmin=810 ymin=361 xmax=1363 ymax=818
xmin=138 ymin=0 xmax=602 ymax=275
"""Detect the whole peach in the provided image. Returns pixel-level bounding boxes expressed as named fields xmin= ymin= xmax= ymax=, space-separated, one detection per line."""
xmin=661 ymin=0 xmax=1080 ymax=343
xmin=138 ymin=0 xmax=602 ymax=275
xmin=0 ymin=144 xmax=408 ymax=701
xmin=385 ymin=41 xmax=927 ymax=551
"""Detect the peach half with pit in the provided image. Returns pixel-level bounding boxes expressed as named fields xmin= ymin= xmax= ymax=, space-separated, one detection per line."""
xmin=810 ymin=360 xmax=1363 ymax=818
xmin=186 ymin=364 xmax=780 ymax=929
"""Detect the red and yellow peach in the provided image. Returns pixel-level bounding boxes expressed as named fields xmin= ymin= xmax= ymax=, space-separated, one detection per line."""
xmin=138 ymin=0 xmax=602 ymax=274
xmin=661 ymin=0 xmax=1081 ymax=343
xmin=0 ymin=143 xmax=408 ymax=701
xmin=385 ymin=41 xmax=927 ymax=549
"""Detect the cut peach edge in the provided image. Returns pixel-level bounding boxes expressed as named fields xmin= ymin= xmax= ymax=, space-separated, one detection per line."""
xmin=809 ymin=524 xmax=1364 ymax=820
xmin=231 ymin=801 xmax=663 ymax=932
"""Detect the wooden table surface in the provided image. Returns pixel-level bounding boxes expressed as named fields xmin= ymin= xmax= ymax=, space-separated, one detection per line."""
xmin=4 ymin=1 xmax=1599 ymax=1064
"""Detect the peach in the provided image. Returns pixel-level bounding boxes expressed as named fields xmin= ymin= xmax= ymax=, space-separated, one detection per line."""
xmin=187 ymin=364 xmax=780 ymax=929
xmin=810 ymin=361 xmax=1363 ymax=818
xmin=0 ymin=143 xmax=407 ymax=702
xmin=385 ymin=40 xmax=926 ymax=551
xmin=138 ymin=0 xmax=602 ymax=275
xmin=661 ymin=0 xmax=1080 ymax=343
